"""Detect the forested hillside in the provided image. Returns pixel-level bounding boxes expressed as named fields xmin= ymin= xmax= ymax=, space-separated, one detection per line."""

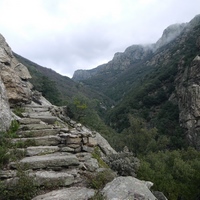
xmin=12 ymin=15 xmax=200 ymax=199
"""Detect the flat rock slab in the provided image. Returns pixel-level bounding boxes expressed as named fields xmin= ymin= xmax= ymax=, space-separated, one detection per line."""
xmin=102 ymin=176 xmax=156 ymax=200
xmin=18 ymin=118 xmax=41 ymax=125
xmin=32 ymin=187 xmax=95 ymax=200
xmin=26 ymin=146 xmax=60 ymax=156
xmin=12 ymin=135 xmax=61 ymax=146
xmin=29 ymin=115 xmax=57 ymax=124
xmin=30 ymin=171 xmax=74 ymax=186
xmin=19 ymin=124 xmax=53 ymax=131
xmin=17 ymin=128 xmax=60 ymax=137
xmin=11 ymin=153 xmax=80 ymax=169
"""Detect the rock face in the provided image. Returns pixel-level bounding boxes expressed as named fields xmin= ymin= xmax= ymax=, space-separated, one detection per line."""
xmin=176 ymin=57 xmax=200 ymax=149
xmin=0 ymin=34 xmax=32 ymax=105
xmin=0 ymin=34 xmax=13 ymax=64
xmin=0 ymin=74 xmax=11 ymax=131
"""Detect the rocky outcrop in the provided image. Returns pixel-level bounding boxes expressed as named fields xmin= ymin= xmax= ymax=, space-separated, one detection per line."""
xmin=0 ymin=34 xmax=13 ymax=65
xmin=0 ymin=75 xmax=11 ymax=131
xmin=176 ymin=56 xmax=200 ymax=149
xmin=102 ymin=176 xmax=156 ymax=200
xmin=0 ymin=34 xmax=32 ymax=105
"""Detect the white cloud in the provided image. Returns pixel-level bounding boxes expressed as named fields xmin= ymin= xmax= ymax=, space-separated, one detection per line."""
xmin=0 ymin=0 xmax=199 ymax=77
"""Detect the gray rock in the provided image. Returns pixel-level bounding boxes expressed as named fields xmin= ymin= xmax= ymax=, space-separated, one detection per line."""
xmin=18 ymin=118 xmax=41 ymax=125
xmin=30 ymin=115 xmax=57 ymax=124
xmin=0 ymin=66 xmax=32 ymax=104
xmin=102 ymin=176 xmax=156 ymax=200
xmin=14 ymin=63 xmax=32 ymax=80
xmin=0 ymin=74 xmax=11 ymax=131
xmin=0 ymin=34 xmax=13 ymax=64
xmin=11 ymin=153 xmax=79 ymax=169
xmin=30 ymin=171 xmax=74 ymax=186
xmin=17 ymin=129 xmax=60 ymax=137
xmin=32 ymin=187 xmax=95 ymax=200
xmin=176 ymin=58 xmax=200 ymax=149
xmin=82 ymin=145 xmax=94 ymax=153
xmin=26 ymin=146 xmax=60 ymax=156
xmin=84 ymin=158 xmax=99 ymax=172
xmin=95 ymin=132 xmax=117 ymax=155
xmin=19 ymin=123 xmax=53 ymax=130
xmin=60 ymin=146 xmax=75 ymax=153
xmin=12 ymin=135 xmax=61 ymax=146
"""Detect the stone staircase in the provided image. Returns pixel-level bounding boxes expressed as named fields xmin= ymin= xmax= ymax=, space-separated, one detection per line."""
xmin=1 ymin=103 xmax=105 ymax=194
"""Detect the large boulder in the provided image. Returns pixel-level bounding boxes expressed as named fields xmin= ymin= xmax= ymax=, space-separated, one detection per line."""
xmin=102 ymin=176 xmax=156 ymax=200
xmin=0 ymin=63 xmax=32 ymax=105
xmin=0 ymin=75 xmax=11 ymax=131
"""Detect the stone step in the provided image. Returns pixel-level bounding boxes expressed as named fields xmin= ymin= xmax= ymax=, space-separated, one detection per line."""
xmin=18 ymin=118 xmax=41 ymax=125
xmin=17 ymin=128 xmax=60 ymax=137
xmin=12 ymin=135 xmax=61 ymax=146
xmin=24 ymin=106 xmax=50 ymax=112
xmin=29 ymin=115 xmax=57 ymax=124
xmin=30 ymin=170 xmax=75 ymax=186
xmin=10 ymin=153 xmax=80 ymax=169
xmin=26 ymin=146 xmax=60 ymax=156
xmin=19 ymin=124 xmax=53 ymax=131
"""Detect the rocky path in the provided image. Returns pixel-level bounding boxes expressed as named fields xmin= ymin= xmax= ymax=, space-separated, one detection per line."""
xmin=0 ymin=102 xmax=157 ymax=200
xmin=1 ymin=103 xmax=106 ymax=199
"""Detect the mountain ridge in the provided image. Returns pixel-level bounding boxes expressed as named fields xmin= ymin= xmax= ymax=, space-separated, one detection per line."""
xmin=72 ymin=21 xmax=188 ymax=81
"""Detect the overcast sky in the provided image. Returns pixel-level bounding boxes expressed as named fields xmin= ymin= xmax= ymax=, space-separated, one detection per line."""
xmin=0 ymin=0 xmax=199 ymax=78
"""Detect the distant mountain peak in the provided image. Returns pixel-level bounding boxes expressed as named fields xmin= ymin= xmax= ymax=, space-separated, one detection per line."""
xmin=154 ymin=23 xmax=187 ymax=50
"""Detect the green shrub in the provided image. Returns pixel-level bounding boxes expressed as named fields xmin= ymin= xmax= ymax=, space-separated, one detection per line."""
xmin=137 ymin=148 xmax=200 ymax=200
xmin=87 ymin=169 xmax=115 ymax=190
xmin=0 ymin=144 xmax=10 ymax=169
xmin=0 ymin=166 xmax=38 ymax=200
xmin=15 ymin=139 xmax=37 ymax=148
xmin=13 ymin=107 xmax=25 ymax=117
xmin=92 ymin=147 xmax=109 ymax=168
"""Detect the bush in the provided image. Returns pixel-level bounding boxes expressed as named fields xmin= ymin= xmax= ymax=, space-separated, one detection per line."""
xmin=104 ymin=151 xmax=140 ymax=176
xmin=137 ymin=148 xmax=200 ymax=200
xmin=86 ymin=169 xmax=115 ymax=190
xmin=0 ymin=166 xmax=38 ymax=200
xmin=13 ymin=107 xmax=25 ymax=117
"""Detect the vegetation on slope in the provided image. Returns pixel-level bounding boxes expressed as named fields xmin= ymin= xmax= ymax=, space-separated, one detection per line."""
xmin=9 ymin=16 xmax=200 ymax=200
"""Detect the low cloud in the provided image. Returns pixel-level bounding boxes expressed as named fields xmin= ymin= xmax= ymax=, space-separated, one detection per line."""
xmin=0 ymin=0 xmax=200 ymax=77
